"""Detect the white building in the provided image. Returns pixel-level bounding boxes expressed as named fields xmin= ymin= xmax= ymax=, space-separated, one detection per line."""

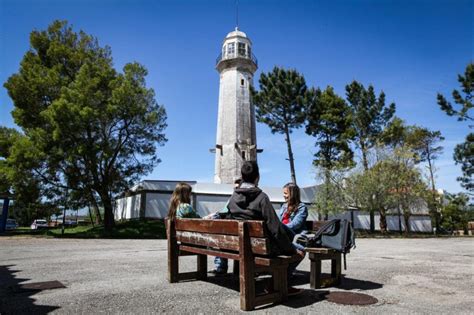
xmin=114 ymin=180 xmax=320 ymax=221
xmin=114 ymin=179 xmax=432 ymax=232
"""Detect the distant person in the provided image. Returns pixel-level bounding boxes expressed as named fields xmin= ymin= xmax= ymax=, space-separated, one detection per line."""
xmin=278 ymin=182 xmax=308 ymax=238
xmin=222 ymin=161 xmax=304 ymax=295
xmin=168 ymin=182 xmax=200 ymax=220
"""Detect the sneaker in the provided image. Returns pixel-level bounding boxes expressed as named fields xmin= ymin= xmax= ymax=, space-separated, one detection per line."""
xmin=208 ymin=269 xmax=227 ymax=276
xmin=287 ymin=286 xmax=303 ymax=296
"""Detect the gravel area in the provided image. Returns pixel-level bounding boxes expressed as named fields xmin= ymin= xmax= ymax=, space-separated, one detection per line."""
xmin=0 ymin=237 xmax=473 ymax=314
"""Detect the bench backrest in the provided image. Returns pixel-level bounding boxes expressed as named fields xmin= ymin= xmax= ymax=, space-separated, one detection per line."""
xmin=173 ymin=218 xmax=272 ymax=256
xmin=170 ymin=219 xmax=327 ymax=256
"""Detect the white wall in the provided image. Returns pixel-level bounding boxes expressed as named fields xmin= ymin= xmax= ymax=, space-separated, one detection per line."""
xmin=115 ymin=195 xmax=141 ymax=220
xmin=196 ymin=195 xmax=230 ymax=216
xmin=145 ymin=193 xmax=172 ymax=218
xmin=114 ymin=191 xmax=433 ymax=233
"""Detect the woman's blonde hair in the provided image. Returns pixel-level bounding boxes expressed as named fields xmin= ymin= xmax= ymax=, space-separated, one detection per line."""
xmin=284 ymin=182 xmax=301 ymax=214
xmin=168 ymin=182 xmax=192 ymax=221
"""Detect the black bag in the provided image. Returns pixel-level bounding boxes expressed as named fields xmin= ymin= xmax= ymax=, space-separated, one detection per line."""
xmin=294 ymin=219 xmax=356 ymax=269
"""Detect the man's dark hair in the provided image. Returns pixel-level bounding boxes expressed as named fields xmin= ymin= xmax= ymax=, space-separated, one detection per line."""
xmin=241 ymin=161 xmax=259 ymax=183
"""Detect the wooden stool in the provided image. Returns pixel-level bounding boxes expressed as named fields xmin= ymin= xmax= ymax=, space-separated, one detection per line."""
xmin=305 ymin=247 xmax=342 ymax=289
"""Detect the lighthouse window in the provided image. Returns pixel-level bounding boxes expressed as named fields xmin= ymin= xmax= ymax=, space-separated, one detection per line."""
xmin=241 ymin=151 xmax=246 ymax=160
xmin=247 ymin=45 xmax=251 ymax=58
xmin=227 ymin=42 xmax=235 ymax=55
xmin=238 ymin=42 xmax=246 ymax=56
xmin=241 ymin=79 xmax=245 ymax=86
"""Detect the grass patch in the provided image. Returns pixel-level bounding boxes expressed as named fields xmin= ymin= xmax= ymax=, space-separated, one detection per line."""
xmin=2 ymin=219 xmax=166 ymax=239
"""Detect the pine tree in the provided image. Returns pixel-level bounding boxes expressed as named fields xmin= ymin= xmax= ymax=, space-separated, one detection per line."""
xmin=345 ymin=81 xmax=395 ymax=170
xmin=437 ymin=63 xmax=473 ymax=193
xmin=3 ymin=21 xmax=167 ymax=230
xmin=305 ymin=86 xmax=355 ymax=218
xmin=251 ymin=67 xmax=308 ymax=184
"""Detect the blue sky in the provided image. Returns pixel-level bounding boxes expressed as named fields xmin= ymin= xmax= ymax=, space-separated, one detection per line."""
xmin=1 ymin=0 xmax=472 ymax=193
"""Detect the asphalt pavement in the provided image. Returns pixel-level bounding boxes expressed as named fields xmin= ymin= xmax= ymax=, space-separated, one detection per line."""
xmin=0 ymin=237 xmax=473 ymax=314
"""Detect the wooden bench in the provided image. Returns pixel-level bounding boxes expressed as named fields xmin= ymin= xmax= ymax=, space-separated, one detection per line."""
xmin=306 ymin=247 xmax=341 ymax=289
xmin=166 ymin=218 xmax=301 ymax=311
xmin=305 ymin=221 xmax=343 ymax=289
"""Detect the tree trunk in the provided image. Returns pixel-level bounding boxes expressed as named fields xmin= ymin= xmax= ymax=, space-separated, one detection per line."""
xmin=369 ymin=209 xmax=375 ymax=233
xmin=403 ymin=212 xmax=410 ymax=235
xmin=99 ymin=191 xmax=115 ymax=231
xmin=379 ymin=208 xmax=387 ymax=234
xmin=360 ymin=141 xmax=369 ymax=171
xmin=360 ymin=140 xmax=375 ymax=233
xmin=88 ymin=206 xmax=95 ymax=227
xmin=284 ymin=127 xmax=297 ymax=185
xmin=397 ymin=202 xmax=402 ymax=234
xmin=89 ymin=193 xmax=102 ymax=225
xmin=324 ymin=169 xmax=330 ymax=220
xmin=427 ymin=154 xmax=439 ymax=230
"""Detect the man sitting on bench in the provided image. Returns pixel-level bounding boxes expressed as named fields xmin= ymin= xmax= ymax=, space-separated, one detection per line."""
xmin=222 ymin=161 xmax=305 ymax=295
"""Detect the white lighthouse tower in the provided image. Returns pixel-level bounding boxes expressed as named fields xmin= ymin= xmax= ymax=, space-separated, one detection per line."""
xmin=213 ymin=28 xmax=260 ymax=184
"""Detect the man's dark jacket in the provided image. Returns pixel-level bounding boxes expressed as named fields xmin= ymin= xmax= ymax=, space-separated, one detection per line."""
xmin=225 ymin=186 xmax=295 ymax=256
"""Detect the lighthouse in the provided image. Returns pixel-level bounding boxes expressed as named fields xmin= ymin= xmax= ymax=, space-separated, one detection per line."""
xmin=213 ymin=28 xmax=259 ymax=184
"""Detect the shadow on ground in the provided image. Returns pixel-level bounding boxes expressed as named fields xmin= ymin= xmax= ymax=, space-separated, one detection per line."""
xmin=202 ymin=269 xmax=383 ymax=310
xmin=291 ymin=271 xmax=383 ymax=290
xmin=0 ymin=265 xmax=61 ymax=315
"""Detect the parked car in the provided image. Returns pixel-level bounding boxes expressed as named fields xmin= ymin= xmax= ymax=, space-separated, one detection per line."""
xmin=6 ymin=219 xmax=19 ymax=230
xmin=31 ymin=219 xmax=48 ymax=230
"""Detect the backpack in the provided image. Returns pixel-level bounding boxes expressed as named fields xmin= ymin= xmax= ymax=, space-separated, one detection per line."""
xmin=294 ymin=219 xmax=356 ymax=269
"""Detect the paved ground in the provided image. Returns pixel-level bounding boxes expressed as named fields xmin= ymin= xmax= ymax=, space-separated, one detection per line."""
xmin=0 ymin=237 xmax=473 ymax=314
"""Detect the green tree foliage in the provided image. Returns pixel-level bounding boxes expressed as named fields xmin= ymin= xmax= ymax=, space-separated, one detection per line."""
xmin=406 ymin=127 xmax=444 ymax=228
xmin=0 ymin=127 xmax=20 ymax=194
xmin=314 ymin=170 xmax=348 ymax=219
xmin=251 ymin=67 xmax=308 ymax=184
xmin=454 ymin=133 xmax=474 ymax=193
xmin=345 ymin=81 xmax=395 ymax=170
xmin=0 ymin=127 xmax=50 ymax=225
xmin=347 ymin=154 xmax=427 ymax=234
xmin=437 ymin=63 xmax=473 ymax=193
xmin=306 ymin=86 xmax=355 ymax=218
xmin=347 ymin=163 xmax=393 ymax=233
xmin=440 ymin=193 xmax=469 ymax=232
xmin=437 ymin=63 xmax=473 ymax=122
xmin=3 ymin=21 xmax=167 ymax=230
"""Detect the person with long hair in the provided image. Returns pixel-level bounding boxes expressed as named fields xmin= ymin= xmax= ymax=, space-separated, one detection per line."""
xmin=278 ymin=183 xmax=308 ymax=235
xmin=168 ymin=182 xmax=200 ymax=220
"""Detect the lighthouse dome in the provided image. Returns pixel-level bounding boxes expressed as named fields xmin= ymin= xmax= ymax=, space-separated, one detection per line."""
xmin=225 ymin=28 xmax=248 ymax=39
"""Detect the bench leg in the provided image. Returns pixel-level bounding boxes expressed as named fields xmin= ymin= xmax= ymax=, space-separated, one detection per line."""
xmin=167 ymin=219 xmax=179 ymax=283
xmin=197 ymin=254 xmax=208 ymax=280
xmin=239 ymin=222 xmax=255 ymax=311
xmin=331 ymin=254 xmax=342 ymax=285
xmin=273 ymin=265 xmax=288 ymax=302
xmin=310 ymin=258 xmax=322 ymax=289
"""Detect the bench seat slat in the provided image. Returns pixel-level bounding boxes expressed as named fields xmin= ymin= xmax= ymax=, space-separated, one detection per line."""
xmin=175 ymin=219 xmax=266 ymax=237
xmin=179 ymin=245 xmax=240 ymax=261
xmin=177 ymin=231 xmax=270 ymax=255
